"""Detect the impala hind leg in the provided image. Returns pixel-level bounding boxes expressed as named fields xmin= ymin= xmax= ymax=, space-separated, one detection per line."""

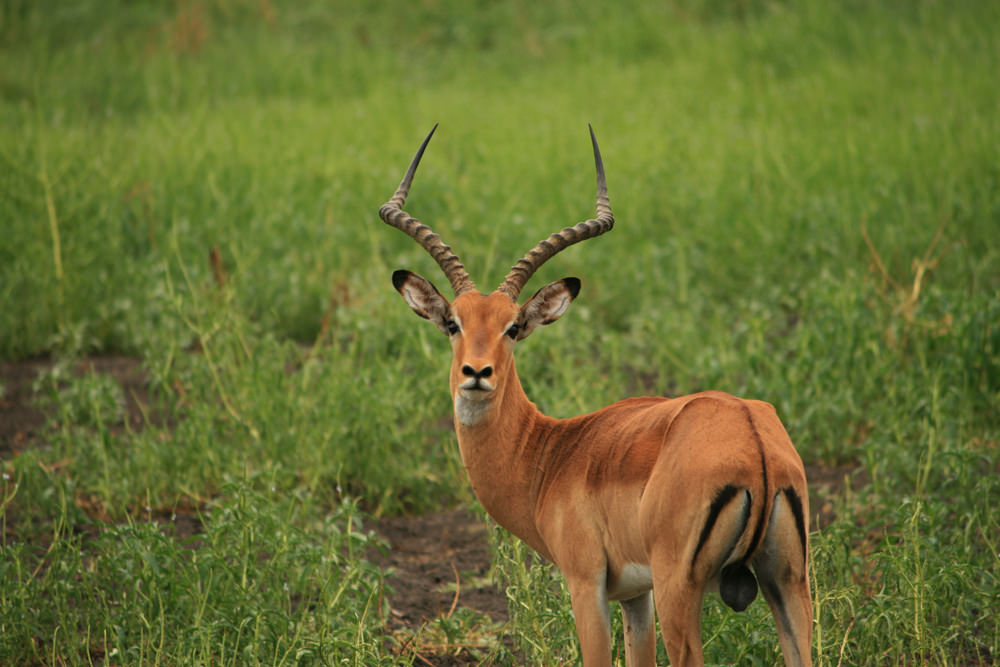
xmin=753 ymin=489 xmax=812 ymax=667
xmin=620 ymin=591 xmax=656 ymax=667
xmin=652 ymin=577 xmax=706 ymax=667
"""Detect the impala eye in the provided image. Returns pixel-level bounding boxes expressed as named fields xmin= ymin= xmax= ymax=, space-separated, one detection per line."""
xmin=505 ymin=323 xmax=521 ymax=339
xmin=445 ymin=320 xmax=460 ymax=336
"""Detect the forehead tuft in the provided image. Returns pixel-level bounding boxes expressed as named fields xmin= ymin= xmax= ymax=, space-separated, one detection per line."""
xmin=452 ymin=290 xmax=519 ymax=329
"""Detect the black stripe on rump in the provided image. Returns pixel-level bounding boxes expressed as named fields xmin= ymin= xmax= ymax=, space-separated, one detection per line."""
xmin=691 ymin=484 xmax=745 ymax=568
xmin=782 ymin=486 xmax=808 ymax=567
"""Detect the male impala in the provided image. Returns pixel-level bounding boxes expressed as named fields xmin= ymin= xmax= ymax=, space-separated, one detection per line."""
xmin=380 ymin=125 xmax=812 ymax=666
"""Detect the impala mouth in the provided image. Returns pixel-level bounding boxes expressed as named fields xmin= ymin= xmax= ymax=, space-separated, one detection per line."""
xmin=459 ymin=378 xmax=495 ymax=394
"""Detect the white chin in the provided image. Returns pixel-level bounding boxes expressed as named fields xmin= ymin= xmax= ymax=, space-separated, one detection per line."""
xmin=454 ymin=392 xmax=493 ymax=426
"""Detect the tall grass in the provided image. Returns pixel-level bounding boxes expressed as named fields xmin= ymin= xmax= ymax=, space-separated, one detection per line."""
xmin=1 ymin=0 xmax=998 ymax=663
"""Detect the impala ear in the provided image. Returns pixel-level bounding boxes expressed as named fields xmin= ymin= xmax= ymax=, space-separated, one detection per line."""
xmin=392 ymin=270 xmax=453 ymax=335
xmin=516 ymin=277 xmax=580 ymax=340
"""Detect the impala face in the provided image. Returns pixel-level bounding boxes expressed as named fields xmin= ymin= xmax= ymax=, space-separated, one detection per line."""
xmin=393 ymin=269 xmax=580 ymax=426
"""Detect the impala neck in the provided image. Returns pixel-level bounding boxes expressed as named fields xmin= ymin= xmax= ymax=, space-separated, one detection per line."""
xmin=451 ymin=359 xmax=553 ymax=555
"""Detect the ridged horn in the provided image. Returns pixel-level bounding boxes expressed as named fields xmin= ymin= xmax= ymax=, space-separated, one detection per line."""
xmin=497 ymin=124 xmax=614 ymax=300
xmin=379 ymin=124 xmax=476 ymax=296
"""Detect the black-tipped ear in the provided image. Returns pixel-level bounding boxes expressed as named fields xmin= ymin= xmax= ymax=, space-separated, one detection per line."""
xmin=563 ymin=277 xmax=581 ymax=299
xmin=516 ymin=277 xmax=580 ymax=340
xmin=391 ymin=269 xmax=453 ymax=335
xmin=392 ymin=269 xmax=412 ymax=291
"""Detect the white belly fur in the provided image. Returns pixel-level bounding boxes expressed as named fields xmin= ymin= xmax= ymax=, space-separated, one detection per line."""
xmin=608 ymin=563 xmax=653 ymax=600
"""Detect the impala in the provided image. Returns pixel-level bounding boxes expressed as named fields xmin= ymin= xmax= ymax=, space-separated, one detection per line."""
xmin=379 ymin=125 xmax=812 ymax=666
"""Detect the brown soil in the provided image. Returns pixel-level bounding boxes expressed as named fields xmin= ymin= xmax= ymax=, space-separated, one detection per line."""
xmin=372 ymin=508 xmax=513 ymax=664
xmin=372 ymin=508 xmax=507 ymax=624
xmin=0 ymin=356 xmax=155 ymax=458
xmin=0 ymin=357 xmax=52 ymax=457
xmin=0 ymin=357 xmax=862 ymax=665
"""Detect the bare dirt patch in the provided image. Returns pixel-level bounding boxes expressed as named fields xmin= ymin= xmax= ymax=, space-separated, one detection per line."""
xmin=0 ymin=357 xmax=52 ymax=457
xmin=372 ymin=508 xmax=513 ymax=664
xmin=805 ymin=462 xmax=868 ymax=530
xmin=0 ymin=355 xmax=154 ymax=457
xmin=372 ymin=508 xmax=508 ymax=627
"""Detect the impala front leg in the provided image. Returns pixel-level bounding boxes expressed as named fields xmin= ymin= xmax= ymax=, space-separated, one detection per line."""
xmin=566 ymin=575 xmax=613 ymax=667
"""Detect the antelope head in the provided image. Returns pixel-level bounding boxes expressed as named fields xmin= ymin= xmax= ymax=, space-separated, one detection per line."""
xmin=382 ymin=125 xmax=613 ymax=426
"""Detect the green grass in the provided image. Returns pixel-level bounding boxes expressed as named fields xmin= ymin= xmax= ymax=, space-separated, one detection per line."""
xmin=2 ymin=0 xmax=998 ymax=663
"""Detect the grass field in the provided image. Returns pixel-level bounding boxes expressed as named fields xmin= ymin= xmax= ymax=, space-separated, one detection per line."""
xmin=2 ymin=0 xmax=998 ymax=663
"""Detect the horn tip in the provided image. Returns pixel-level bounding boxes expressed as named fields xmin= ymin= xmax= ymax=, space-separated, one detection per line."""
xmin=589 ymin=125 xmax=605 ymax=172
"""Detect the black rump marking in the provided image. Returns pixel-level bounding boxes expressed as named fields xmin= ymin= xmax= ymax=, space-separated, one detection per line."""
xmin=782 ymin=486 xmax=807 ymax=567
xmin=691 ymin=484 xmax=744 ymax=568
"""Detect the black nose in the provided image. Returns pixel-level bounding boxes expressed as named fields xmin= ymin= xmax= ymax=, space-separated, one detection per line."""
xmin=462 ymin=365 xmax=493 ymax=379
